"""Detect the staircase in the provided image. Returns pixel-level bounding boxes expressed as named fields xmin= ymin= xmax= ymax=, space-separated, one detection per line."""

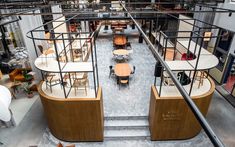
xmin=104 ymin=116 xmax=150 ymax=140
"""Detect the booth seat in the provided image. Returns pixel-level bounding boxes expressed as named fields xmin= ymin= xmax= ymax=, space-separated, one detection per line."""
xmin=9 ymin=68 xmax=32 ymax=82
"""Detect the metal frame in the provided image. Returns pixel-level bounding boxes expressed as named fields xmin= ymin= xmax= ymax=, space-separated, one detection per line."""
xmin=154 ymin=14 xmax=224 ymax=97
xmin=1 ymin=1 xmax=235 ymax=16
xmin=27 ymin=15 xmax=100 ymax=98
xmin=3 ymin=1 xmax=234 ymax=146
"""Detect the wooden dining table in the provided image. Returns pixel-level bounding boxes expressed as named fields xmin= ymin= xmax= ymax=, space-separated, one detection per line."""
xmin=114 ymin=35 xmax=127 ymax=46
xmin=114 ymin=63 xmax=131 ymax=77
xmin=113 ymin=49 xmax=129 ymax=56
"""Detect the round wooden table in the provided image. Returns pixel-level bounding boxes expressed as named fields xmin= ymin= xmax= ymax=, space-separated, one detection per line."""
xmin=114 ymin=36 xmax=127 ymax=46
xmin=113 ymin=49 xmax=129 ymax=56
xmin=114 ymin=63 xmax=131 ymax=77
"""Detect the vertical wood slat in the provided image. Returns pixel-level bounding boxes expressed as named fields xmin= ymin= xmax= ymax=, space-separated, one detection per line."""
xmin=149 ymin=78 xmax=215 ymax=140
xmin=38 ymin=82 xmax=103 ymax=141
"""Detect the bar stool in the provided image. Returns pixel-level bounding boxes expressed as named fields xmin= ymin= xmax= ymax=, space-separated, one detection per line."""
xmin=195 ymin=71 xmax=206 ymax=88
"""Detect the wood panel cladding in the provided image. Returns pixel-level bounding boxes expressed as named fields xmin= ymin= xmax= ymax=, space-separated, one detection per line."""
xmin=38 ymin=82 xmax=104 ymax=141
xmin=149 ymin=78 xmax=215 ymax=140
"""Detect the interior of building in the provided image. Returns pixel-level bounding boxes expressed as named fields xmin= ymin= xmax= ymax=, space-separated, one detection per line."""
xmin=0 ymin=0 xmax=235 ymax=147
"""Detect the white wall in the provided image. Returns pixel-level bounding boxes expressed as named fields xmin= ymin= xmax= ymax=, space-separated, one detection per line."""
xmin=19 ymin=10 xmax=45 ymax=81
xmin=51 ymin=5 xmax=63 ymax=20
xmin=177 ymin=15 xmax=194 ymax=41
xmin=51 ymin=5 xmax=69 ymax=44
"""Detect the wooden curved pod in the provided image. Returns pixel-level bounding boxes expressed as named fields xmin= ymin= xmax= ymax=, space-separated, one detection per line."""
xmin=149 ymin=78 xmax=215 ymax=140
xmin=38 ymin=82 xmax=104 ymax=142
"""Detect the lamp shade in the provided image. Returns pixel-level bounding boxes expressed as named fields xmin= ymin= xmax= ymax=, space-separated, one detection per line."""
xmin=0 ymin=85 xmax=12 ymax=122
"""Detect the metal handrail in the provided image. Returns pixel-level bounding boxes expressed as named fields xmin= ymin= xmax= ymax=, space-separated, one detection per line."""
xmin=120 ymin=1 xmax=224 ymax=147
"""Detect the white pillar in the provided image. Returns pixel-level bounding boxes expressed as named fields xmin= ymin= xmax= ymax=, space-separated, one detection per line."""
xmin=19 ymin=10 xmax=44 ymax=81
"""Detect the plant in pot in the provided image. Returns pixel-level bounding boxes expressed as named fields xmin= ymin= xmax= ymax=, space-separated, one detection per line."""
xmin=23 ymin=83 xmax=34 ymax=98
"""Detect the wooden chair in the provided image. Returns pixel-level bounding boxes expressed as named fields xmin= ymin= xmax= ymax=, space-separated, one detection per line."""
xmin=45 ymin=32 xmax=53 ymax=45
xmin=73 ymin=49 xmax=83 ymax=61
xmin=45 ymin=73 xmax=61 ymax=93
xmin=131 ymin=66 xmax=136 ymax=74
xmin=130 ymin=66 xmax=136 ymax=80
xmin=195 ymin=71 xmax=206 ymax=88
xmin=118 ymin=76 xmax=130 ymax=89
xmin=38 ymin=45 xmax=54 ymax=66
xmin=58 ymin=54 xmax=66 ymax=62
xmin=73 ymin=73 xmax=89 ymax=96
xmin=126 ymin=42 xmax=133 ymax=54
xmin=109 ymin=65 xmax=115 ymax=78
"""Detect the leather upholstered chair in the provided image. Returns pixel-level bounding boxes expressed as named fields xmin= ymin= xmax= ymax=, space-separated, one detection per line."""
xmin=9 ymin=68 xmax=32 ymax=82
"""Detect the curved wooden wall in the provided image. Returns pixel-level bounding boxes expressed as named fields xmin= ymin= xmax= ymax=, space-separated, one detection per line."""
xmin=149 ymin=78 xmax=215 ymax=140
xmin=38 ymin=82 xmax=104 ymax=142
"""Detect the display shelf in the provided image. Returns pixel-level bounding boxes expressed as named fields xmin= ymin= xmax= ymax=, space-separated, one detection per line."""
xmin=35 ymin=57 xmax=94 ymax=72
xmin=156 ymin=78 xmax=211 ymax=97
xmin=164 ymin=40 xmax=219 ymax=71
xmin=62 ymin=62 xmax=93 ymax=72
xmin=188 ymin=55 xmax=219 ymax=70
xmin=165 ymin=60 xmax=194 ymax=71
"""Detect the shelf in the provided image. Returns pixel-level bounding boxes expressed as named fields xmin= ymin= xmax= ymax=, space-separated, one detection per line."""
xmin=165 ymin=40 xmax=219 ymax=71
xmin=34 ymin=57 xmax=94 ymax=73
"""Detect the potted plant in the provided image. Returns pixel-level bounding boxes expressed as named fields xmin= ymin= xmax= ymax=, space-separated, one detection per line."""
xmin=23 ymin=83 xmax=34 ymax=98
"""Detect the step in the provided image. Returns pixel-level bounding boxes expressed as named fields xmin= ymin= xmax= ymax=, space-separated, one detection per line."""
xmin=104 ymin=128 xmax=150 ymax=140
xmin=104 ymin=116 xmax=148 ymax=121
xmin=104 ymin=118 xmax=149 ymax=130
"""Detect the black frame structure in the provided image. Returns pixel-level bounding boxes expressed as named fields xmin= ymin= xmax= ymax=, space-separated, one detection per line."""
xmin=4 ymin=1 xmax=235 ymax=147
xmin=151 ymin=15 xmax=224 ymax=97
xmin=1 ymin=1 xmax=234 ymax=17
xmin=27 ymin=15 xmax=100 ymax=98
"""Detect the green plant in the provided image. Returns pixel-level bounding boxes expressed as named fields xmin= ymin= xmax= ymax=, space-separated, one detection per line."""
xmin=23 ymin=82 xmax=34 ymax=98
xmin=22 ymin=83 xmax=32 ymax=94
xmin=23 ymin=70 xmax=33 ymax=81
